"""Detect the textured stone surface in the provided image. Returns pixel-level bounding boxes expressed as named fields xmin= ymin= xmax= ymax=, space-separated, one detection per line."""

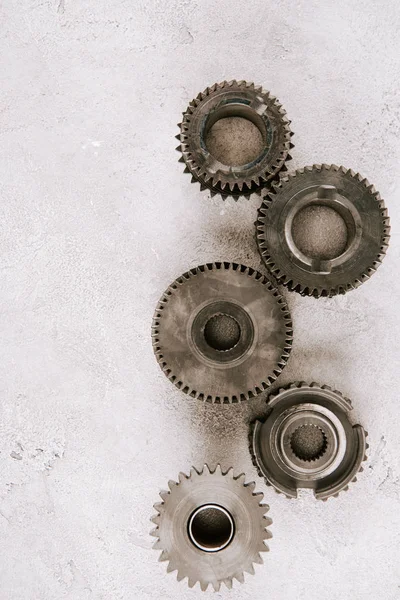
xmin=0 ymin=0 xmax=399 ymax=598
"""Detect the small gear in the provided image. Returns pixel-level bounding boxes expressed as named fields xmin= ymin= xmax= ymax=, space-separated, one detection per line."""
xmin=152 ymin=262 xmax=292 ymax=402
xmin=177 ymin=80 xmax=293 ymax=200
xmin=250 ymin=382 xmax=368 ymax=500
xmin=150 ymin=464 xmax=272 ymax=591
xmin=256 ymin=164 xmax=390 ymax=296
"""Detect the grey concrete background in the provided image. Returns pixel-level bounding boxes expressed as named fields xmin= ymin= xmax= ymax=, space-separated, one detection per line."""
xmin=1 ymin=0 xmax=399 ymax=598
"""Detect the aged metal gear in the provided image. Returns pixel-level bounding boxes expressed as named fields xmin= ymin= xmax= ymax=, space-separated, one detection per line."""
xmin=177 ymin=80 xmax=293 ymax=200
xmin=152 ymin=262 xmax=292 ymax=402
xmin=250 ymin=382 xmax=368 ymax=500
xmin=150 ymin=464 xmax=272 ymax=591
xmin=256 ymin=164 xmax=390 ymax=297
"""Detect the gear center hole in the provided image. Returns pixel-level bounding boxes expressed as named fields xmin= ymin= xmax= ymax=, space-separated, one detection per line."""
xmin=205 ymin=116 xmax=264 ymax=167
xmin=290 ymin=424 xmax=328 ymax=461
xmin=291 ymin=205 xmax=349 ymax=260
xmin=188 ymin=504 xmax=235 ymax=552
xmin=204 ymin=313 xmax=241 ymax=351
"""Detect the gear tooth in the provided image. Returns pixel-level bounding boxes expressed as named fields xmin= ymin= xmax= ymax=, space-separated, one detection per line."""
xmin=166 ymin=560 xmax=178 ymax=574
xmin=150 ymin=513 xmax=160 ymax=525
xmin=159 ymin=490 xmax=170 ymax=501
xmin=178 ymin=471 xmax=188 ymax=483
xmin=214 ymin=463 xmax=223 ymax=476
xmin=188 ymin=577 xmax=197 ymax=588
xmin=223 ymin=578 xmax=233 ymax=590
xmin=168 ymin=479 xmax=177 ymax=490
xmin=175 ymin=145 xmax=181 ymax=153
xmin=254 ymin=552 xmax=264 ymax=565
xmin=212 ymin=581 xmax=221 ymax=592
xmin=348 ymin=168 xmax=356 ymax=177
xmin=158 ymin=549 xmax=169 ymax=562
xmin=244 ymin=563 xmax=255 ymax=576
xmin=152 ymin=539 xmax=163 ymax=550
xmin=149 ymin=527 xmax=159 ymax=537
xmin=153 ymin=501 xmax=164 ymax=513
xmin=199 ymin=580 xmax=208 ymax=592
xmin=176 ymin=570 xmax=186 ymax=582
xmin=245 ymin=480 xmax=256 ymax=492
xmin=235 ymin=571 xmax=245 ymax=584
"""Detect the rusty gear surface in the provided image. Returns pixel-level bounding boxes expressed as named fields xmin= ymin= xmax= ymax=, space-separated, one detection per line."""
xmin=150 ymin=465 xmax=272 ymax=591
xmin=152 ymin=262 xmax=292 ymax=402
xmin=177 ymin=80 xmax=293 ymax=200
xmin=250 ymin=382 xmax=368 ymax=500
xmin=256 ymin=164 xmax=390 ymax=297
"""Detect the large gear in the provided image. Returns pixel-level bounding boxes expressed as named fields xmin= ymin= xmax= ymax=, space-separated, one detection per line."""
xmin=256 ymin=164 xmax=390 ymax=297
xmin=250 ymin=382 xmax=368 ymax=500
xmin=150 ymin=464 xmax=272 ymax=591
xmin=177 ymin=80 xmax=293 ymax=200
xmin=152 ymin=262 xmax=292 ymax=402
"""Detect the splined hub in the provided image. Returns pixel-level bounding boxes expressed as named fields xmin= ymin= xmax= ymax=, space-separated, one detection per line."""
xmin=250 ymin=382 xmax=368 ymax=500
xmin=177 ymin=80 xmax=293 ymax=200
xmin=152 ymin=262 xmax=293 ymax=402
xmin=256 ymin=164 xmax=390 ymax=296
xmin=150 ymin=465 xmax=272 ymax=591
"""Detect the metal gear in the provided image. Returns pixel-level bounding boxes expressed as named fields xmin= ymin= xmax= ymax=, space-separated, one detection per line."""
xmin=250 ymin=382 xmax=368 ymax=500
xmin=152 ymin=262 xmax=293 ymax=402
xmin=256 ymin=164 xmax=390 ymax=297
xmin=150 ymin=464 xmax=272 ymax=591
xmin=177 ymin=80 xmax=293 ymax=200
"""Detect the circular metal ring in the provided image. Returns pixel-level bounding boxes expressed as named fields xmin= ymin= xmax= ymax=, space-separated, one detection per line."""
xmin=256 ymin=164 xmax=390 ymax=296
xmin=177 ymin=80 xmax=293 ymax=200
xmin=187 ymin=504 xmax=235 ymax=553
xmin=250 ymin=382 xmax=368 ymax=500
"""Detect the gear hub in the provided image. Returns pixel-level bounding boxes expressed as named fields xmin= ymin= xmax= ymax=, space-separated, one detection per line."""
xmin=150 ymin=464 xmax=272 ymax=591
xmin=256 ymin=164 xmax=390 ymax=296
xmin=177 ymin=80 xmax=293 ymax=200
xmin=250 ymin=382 xmax=368 ymax=500
xmin=152 ymin=262 xmax=293 ymax=402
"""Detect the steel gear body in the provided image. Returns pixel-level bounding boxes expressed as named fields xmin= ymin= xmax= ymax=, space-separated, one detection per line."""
xmin=250 ymin=382 xmax=368 ymax=500
xmin=152 ymin=262 xmax=292 ymax=402
xmin=177 ymin=80 xmax=293 ymax=200
xmin=256 ymin=164 xmax=390 ymax=296
xmin=150 ymin=465 xmax=272 ymax=591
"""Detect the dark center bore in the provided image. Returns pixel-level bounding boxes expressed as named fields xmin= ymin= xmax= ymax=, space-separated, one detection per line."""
xmin=203 ymin=313 xmax=241 ymax=351
xmin=291 ymin=205 xmax=349 ymax=260
xmin=205 ymin=116 xmax=264 ymax=167
xmin=188 ymin=504 xmax=235 ymax=552
xmin=290 ymin=424 xmax=328 ymax=461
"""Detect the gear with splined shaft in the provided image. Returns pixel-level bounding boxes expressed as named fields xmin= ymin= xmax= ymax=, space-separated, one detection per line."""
xmin=256 ymin=164 xmax=390 ymax=297
xmin=152 ymin=262 xmax=293 ymax=403
xmin=250 ymin=382 xmax=368 ymax=500
xmin=150 ymin=464 xmax=272 ymax=591
xmin=177 ymin=80 xmax=293 ymax=200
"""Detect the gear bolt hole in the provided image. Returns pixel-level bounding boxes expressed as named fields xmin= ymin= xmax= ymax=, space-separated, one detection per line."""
xmin=204 ymin=314 xmax=241 ymax=351
xmin=188 ymin=505 xmax=235 ymax=552
xmin=290 ymin=424 xmax=328 ymax=461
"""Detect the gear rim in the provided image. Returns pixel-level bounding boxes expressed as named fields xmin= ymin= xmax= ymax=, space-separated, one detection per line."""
xmin=250 ymin=382 xmax=368 ymax=500
xmin=177 ymin=80 xmax=293 ymax=200
xmin=150 ymin=464 xmax=272 ymax=591
xmin=256 ymin=164 xmax=390 ymax=297
xmin=152 ymin=262 xmax=293 ymax=403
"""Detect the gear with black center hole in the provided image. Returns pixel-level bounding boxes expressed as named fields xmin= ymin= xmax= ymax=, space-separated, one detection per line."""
xmin=256 ymin=164 xmax=390 ymax=297
xmin=152 ymin=262 xmax=293 ymax=402
xmin=176 ymin=80 xmax=293 ymax=200
xmin=150 ymin=464 xmax=272 ymax=591
xmin=250 ymin=382 xmax=368 ymax=500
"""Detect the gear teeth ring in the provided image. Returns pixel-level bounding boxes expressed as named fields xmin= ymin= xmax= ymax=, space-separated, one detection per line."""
xmin=152 ymin=262 xmax=292 ymax=403
xmin=177 ymin=80 xmax=293 ymax=200
xmin=151 ymin=464 xmax=272 ymax=591
xmin=249 ymin=382 xmax=368 ymax=500
xmin=256 ymin=164 xmax=390 ymax=297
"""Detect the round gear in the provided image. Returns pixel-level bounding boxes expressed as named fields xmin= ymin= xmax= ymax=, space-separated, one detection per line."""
xmin=150 ymin=464 xmax=272 ymax=591
xmin=256 ymin=164 xmax=390 ymax=297
xmin=152 ymin=262 xmax=293 ymax=402
xmin=177 ymin=80 xmax=293 ymax=200
xmin=250 ymin=382 xmax=368 ymax=500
